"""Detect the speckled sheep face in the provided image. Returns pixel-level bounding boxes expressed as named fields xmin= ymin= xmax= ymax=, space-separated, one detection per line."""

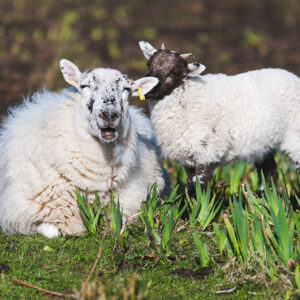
xmin=79 ymin=68 xmax=131 ymax=143
xmin=60 ymin=59 xmax=159 ymax=143
xmin=139 ymin=41 xmax=206 ymax=100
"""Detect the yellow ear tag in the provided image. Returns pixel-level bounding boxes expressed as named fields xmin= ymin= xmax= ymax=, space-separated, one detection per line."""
xmin=138 ymin=87 xmax=145 ymax=101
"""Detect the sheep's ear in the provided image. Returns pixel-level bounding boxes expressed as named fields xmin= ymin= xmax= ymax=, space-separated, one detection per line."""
xmin=139 ymin=41 xmax=157 ymax=60
xmin=131 ymin=77 xmax=159 ymax=97
xmin=60 ymin=59 xmax=82 ymax=90
xmin=188 ymin=62 xmax=206 ymax=76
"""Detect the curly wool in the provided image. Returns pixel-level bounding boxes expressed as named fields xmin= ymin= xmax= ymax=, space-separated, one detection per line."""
xmin=0 ymin=90 xmax=167 ymax=236
xmin=151 ymin=68 xmax=300 ymax=167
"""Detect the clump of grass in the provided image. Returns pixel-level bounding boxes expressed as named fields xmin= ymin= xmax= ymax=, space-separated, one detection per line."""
xmin=76 ymin=189 xmax=126 ymax=245
xmin=187 ymin=178 xmax=223 ymax=229
xmin=213 ymin=179 xmax=299 ymax=281
xmin=214 ymin=162 xmax=253 ymax=194
xmin=192 ymin=232 xmax=210 ymax=267
xmin=213 ymin=223 xmax=233 ymax=257
xmin=140 ymin=184 xmax=186 ymax=257
xmin=67 ymin=156 xmax=299 ymax=298
xmin=76 ymin=188 xmax=103 ymax=235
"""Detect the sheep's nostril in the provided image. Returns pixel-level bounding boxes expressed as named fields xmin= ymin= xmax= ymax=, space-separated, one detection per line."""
xmin=99 ymin=111 xmax=119 ymax=122
xmin=99 ymin=112 xmax=108 ymax=119
xmin=111 ymin=113 xmax=119 ymax=120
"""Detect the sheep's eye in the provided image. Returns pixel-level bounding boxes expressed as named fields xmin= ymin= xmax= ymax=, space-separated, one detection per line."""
xmin=80 ymin=85 xmax=90 ymax=89
xmin=124 ymin=87 xmax=131 ymax=92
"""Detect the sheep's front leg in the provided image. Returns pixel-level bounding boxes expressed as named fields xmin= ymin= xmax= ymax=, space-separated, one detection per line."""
xmin=255 ymin=153 xmax=278 ymax=192
xmin=186 ymin=163 xmax=217 ymax=197
xmin=186 ymin=166 xmax=196 ymax=197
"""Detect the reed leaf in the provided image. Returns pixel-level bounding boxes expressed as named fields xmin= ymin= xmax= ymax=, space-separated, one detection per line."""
xmin=192 ymin=232 xmax=210 ymax=267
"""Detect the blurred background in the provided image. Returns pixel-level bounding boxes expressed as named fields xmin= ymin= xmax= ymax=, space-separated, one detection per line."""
xmin=0 ymin=0 xmax=299 ymax=116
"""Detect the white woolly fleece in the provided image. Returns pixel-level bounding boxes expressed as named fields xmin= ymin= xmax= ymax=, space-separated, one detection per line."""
xmin=0 ymin=90 xmax=167 ymax=236
xmin=151 ymin=68 xmax=300 ymax=167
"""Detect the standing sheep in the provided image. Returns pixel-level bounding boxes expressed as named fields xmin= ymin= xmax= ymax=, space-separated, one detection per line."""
xmin=139 ymin=41 xmax=300 ymax=194
xmin=0 ymin=59 xmax=168 ymax=238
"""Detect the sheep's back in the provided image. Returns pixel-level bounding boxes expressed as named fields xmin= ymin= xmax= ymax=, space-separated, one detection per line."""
xmin=151 ymin=68 xmax=300 ymax=165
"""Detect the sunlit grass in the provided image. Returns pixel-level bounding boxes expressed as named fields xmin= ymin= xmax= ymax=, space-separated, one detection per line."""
xmin=1 ymin=152 xmax=299 ymax=299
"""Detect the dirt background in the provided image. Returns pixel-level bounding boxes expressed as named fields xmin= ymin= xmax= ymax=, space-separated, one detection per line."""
xmin=0 ymin=0 xmax=299 ymax=116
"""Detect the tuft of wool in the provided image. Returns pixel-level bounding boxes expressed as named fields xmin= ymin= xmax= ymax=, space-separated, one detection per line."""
xmin=0 ymin=89 xmax=168 ymax=237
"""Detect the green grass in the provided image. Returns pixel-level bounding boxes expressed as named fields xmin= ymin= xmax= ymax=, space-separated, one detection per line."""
xmin=0 ymin=152 xmax=299 ymax=299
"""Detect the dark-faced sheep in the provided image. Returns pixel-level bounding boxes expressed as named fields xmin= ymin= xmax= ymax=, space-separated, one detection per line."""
xmin=139 ymin=41 xmax=300 ymax=195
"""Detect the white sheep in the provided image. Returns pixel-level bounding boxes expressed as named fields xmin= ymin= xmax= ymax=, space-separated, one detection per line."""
xmin=139 ymin=41 xmax=300 ymax=193
xmin=0 ymin=59 xmax=168 ymax=238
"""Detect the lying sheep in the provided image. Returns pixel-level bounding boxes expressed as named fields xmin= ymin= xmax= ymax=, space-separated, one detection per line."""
xmin=0 ymin=59 xmax=168 ymax=238
xmin=139 ymin=41 xmax=300 ymax=193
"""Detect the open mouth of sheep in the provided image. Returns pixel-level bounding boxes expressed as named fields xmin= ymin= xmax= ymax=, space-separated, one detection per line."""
xmin=101 ymin=128 xmax=116 ymax=140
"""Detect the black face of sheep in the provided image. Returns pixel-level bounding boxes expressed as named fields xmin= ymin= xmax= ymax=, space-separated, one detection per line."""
xmin=146 ymin=49 xmax=189 ymax=100
xmin=139 ymin=41 xmax=206 ymax=100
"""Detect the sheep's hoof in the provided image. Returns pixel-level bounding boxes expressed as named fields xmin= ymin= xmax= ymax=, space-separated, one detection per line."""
xmin=36 ymin=223 xmax=60 ymax=238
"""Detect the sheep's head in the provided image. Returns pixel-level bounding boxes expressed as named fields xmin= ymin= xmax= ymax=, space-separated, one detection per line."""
xmin=60 ymin=59 xmax=158 ymax=143
xmin=139 ymin=41 xmax=206 ymax=100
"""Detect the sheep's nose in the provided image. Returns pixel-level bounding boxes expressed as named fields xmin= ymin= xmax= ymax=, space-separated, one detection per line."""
xmin=99 ymin=111 xmax=119 ymax=122
xmin=110 ymin=112 xmax=119 ymax=120
xmin=99 ymin=111 xmax=108 ymax=120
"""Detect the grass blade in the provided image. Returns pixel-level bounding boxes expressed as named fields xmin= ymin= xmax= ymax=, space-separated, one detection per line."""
xmin=192 ymin=232 xmax=210 ymax=267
